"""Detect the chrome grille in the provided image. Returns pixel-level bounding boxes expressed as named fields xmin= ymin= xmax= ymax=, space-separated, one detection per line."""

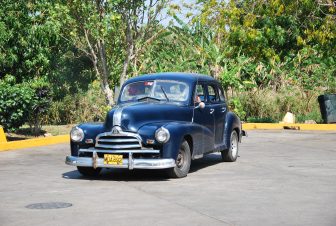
xmin=95 ymin=132 xmax=142 ymax=150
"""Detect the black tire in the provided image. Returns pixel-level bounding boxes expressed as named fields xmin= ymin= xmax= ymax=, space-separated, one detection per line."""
xmin=167 ymin=140 xmax=191 ymax=178
xmin=221 ymin=130 xmax=239 ymax=162
xmin=77 ymin=166 xmax=101 ymax=177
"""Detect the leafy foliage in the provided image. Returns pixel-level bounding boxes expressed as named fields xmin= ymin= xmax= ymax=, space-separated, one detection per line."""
xmin=0 ymin=77 xmax=34 ymax=131
xmin=0 ymin=0 xmax=335 ymax=127
xmin=0 ymin=0 xmax=62 ymax=82
xmin=44 ymin=81 xmax=110 ymax=125
xmin=27 ymin=78 xmax=52 ymax=134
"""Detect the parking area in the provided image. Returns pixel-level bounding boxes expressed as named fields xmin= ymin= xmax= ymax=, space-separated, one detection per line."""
xmin=0 ymin=130 xmax=335 ymax=226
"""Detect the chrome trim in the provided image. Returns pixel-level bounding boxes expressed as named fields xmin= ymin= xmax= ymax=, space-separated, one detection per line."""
xmin=193 ymin=154 xmax=203 ymax=159
xmin=129 ymin=152 xmax=134 ymax=170
xmin=98 ymin=138 xmax=139 ymax=142
xmin=66 ymin=156 xmax=176 ymax=169
xmin=93 ymin=151 xmax=98 ymax=169
xmin=95 ymin=128 xmax=143 ymax=149
xmin=96 ymin=129 xmax=142 ymax=141
xmin=79 ymin=148 xmax=159 ymax=154
xmin=95 ymin=144 xmax=140 ymax=149
xmin=113 ymin=107 xmax=123 ymax=126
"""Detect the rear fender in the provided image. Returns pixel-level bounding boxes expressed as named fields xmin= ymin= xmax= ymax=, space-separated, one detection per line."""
xmin=224 ymin=112 xmax=242 ymax=149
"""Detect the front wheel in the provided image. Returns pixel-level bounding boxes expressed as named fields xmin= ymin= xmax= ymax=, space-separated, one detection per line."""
xmin=167 ymin=140 xmax=191 ymax=178
xmin=221 ymin=130 xmax=239 ymax=162
xmin=77 ymin=166 xmax=101 ymax=177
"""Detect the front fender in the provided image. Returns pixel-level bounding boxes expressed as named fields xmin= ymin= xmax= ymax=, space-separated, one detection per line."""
xmin=138 ymin=122 xmax=205 ymax=160
xmin=137 ymin=122 xmax=167 ymax=144
xmin=224 ymin=112 xmax=242 ymax=149
xmin=162 ymin=122 xmax=203 ymax=160
xmin=71 ymin=123 xmax=105 ymax=156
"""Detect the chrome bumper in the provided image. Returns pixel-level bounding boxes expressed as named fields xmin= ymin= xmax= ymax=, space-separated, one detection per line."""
xmin=65 ymin=148 xmax=176 ymax=170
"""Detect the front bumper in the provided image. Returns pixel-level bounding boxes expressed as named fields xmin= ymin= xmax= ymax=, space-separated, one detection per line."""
xmin=65 ymin=148 xmax=176 ymax=170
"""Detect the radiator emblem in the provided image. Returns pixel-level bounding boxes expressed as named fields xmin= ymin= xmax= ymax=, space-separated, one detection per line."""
xmin=111 ymin=126 xmax=122 ymax=134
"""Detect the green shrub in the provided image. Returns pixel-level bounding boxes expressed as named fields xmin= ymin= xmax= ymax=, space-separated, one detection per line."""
xmin=0 ymin=78 xmax=34 ymax=131
xmin=27 ymin=78 xmax=52 ymax=135
xmin=43 ymin=80 xmax=111 ymax=124
xmin=247 ymin=117 xmax=276 ymax=123
xmin=296 ymin=110 xmax=322 ymax=123
xmin=231 ymin=86 xmax=323 ymax=123
xmin=234 ymin=89 xmax=280 ymax=121
xmin=0 ymin=76 xmax=53 ymax=133
xmin=228 ymin=97 xmax=246 ymax=119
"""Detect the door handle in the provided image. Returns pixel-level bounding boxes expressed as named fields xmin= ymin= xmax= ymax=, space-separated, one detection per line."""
xmin=210 ymin=108 xmax=215 ymax=114
xmin=221 ymin=107 xmax=226 ymax=112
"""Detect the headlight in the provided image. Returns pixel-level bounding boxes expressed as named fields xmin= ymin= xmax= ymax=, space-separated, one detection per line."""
xmin=70 ymin=127 xmax=84 ymax=142
xmin=155 ymin=127 xmax=170 ymax=143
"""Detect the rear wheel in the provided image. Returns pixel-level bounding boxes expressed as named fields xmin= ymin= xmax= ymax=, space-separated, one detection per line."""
xmin=77 ymin=166 xmax=101 ymax=177
xmin=167 ymin=140 xmax=191 ymax=178
xmin=221 ymin=130 xmax=239 ymax=162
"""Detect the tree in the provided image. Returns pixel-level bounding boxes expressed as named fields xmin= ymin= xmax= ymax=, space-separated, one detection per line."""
xmin=117 ymin=0 xmax=172 ymax=84
xmin=199 ymin=0 xmax=336 ymax=91
xmin=0 ymin=0 xmax=62 ymax=82
xmin=48 ymin=0 xmax=123 ymax=106
xmin=48 ymin=0 xmax=171 ymax=106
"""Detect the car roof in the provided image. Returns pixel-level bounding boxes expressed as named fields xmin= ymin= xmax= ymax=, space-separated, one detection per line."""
xmin=124 ymin=72 xmax=217 ymax=85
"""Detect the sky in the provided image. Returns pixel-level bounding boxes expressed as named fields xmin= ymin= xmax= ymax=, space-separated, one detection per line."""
xmin=160 ymin=0 xmax=201 ymax=27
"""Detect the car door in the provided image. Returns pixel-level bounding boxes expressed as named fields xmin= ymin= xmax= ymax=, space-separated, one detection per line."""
xmin=193 ymin=83 xmax=215 ymax=154
xmin=206 ymin=84 xmax=227 ymax=146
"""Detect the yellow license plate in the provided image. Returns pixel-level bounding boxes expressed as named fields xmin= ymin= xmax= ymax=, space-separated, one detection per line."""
xmin=104 ymin=154 xmax=123 ymax=165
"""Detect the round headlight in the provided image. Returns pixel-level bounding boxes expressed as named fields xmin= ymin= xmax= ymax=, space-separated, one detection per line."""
xmin=155 ymin=127 xmax=170 ymax=143
xmin=70 ymin=127 xmax=84 ymax=142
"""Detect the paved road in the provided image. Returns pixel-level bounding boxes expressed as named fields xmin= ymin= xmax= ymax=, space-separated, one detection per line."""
xmin=0 ymin=130 xmax=335 ymax=226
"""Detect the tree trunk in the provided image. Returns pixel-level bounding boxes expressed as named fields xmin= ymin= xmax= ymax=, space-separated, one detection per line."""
xmin=84 ymin=28 xmax=114 ymax=106
xmin=92 ymin=59 xmax=114 ymax=106
xmin=101 ymin=81 xmax=114 ymax=106
xmin=120 ymin=19 xmax=134 ymax=87
xmin=212 ymin=64 xmax=221 ymax=80
xmin=120 ymin=44 xmax=133 ymax=86
xmin=98 ymin=39 xmax=114 ymax=106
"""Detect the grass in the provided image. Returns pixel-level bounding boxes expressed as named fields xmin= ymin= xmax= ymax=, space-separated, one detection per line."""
xmin=5 ymin=124 xmax=74 ymax=141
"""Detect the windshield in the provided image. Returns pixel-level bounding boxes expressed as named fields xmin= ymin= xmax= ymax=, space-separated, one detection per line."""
xmin=119 ymin=80 xmax=190 ymax=103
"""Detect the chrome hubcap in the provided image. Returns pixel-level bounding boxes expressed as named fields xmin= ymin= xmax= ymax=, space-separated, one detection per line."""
xmin=231 ymin=135 xmax=238 ymax=157
xmin=176 ymin=151 xmax=184 ymax=168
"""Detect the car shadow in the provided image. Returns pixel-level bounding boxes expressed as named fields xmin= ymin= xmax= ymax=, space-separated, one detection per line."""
xmin=62 ymin=168 xmax=171 ymax=181
xmin=62 ymin=153 xmax=223 ymax=181
xmin=189 ymin=153 xmax=223 ymax=173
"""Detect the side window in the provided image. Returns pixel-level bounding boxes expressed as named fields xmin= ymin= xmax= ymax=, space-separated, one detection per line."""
xmin=218 ymin=87 xmax=225 ymax=102
xmin=207 ymin=85 xmax=220 ymax=103
xmin=195 ymin=84 xmax=205 ymax=102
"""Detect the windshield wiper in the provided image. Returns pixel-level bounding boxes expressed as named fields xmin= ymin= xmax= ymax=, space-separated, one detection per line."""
xmin=137 ymin=96 xmax=161 ymax=102
xmin=160 ymin=86 xmax=169 ymax=102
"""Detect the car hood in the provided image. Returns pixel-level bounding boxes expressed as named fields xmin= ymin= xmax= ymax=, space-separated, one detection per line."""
xmin=104 ymin=102 xmax=192 ymax=132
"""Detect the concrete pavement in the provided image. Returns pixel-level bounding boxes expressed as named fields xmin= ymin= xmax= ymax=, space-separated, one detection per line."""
xmin=0 ymin=130 xmax=335 ymax=226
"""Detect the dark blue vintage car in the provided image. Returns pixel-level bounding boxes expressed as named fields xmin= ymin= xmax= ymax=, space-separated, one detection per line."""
xmin=66 ymin=72 xmax=245 ymax=178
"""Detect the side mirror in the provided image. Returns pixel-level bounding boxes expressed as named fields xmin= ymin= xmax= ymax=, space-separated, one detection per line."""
xmin=195 ymin=102 xmax=205 ymax=109
xmin=114 ymin=86 xmax=120 ymax=102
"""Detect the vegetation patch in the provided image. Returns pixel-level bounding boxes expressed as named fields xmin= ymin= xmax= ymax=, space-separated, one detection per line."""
xmin=5 ymin=125 xmax=74 ymax=141
xmin=0 ymin=1 xmax=335 ymax=128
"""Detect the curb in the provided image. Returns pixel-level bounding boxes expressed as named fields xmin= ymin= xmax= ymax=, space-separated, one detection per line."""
xmin=243 ymin=123 xmax=336 ymax=131
xmin=0 ymin=134 xmax=69 ymax=152
xmin=0 ymin=126 xmax=6 ymax=143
